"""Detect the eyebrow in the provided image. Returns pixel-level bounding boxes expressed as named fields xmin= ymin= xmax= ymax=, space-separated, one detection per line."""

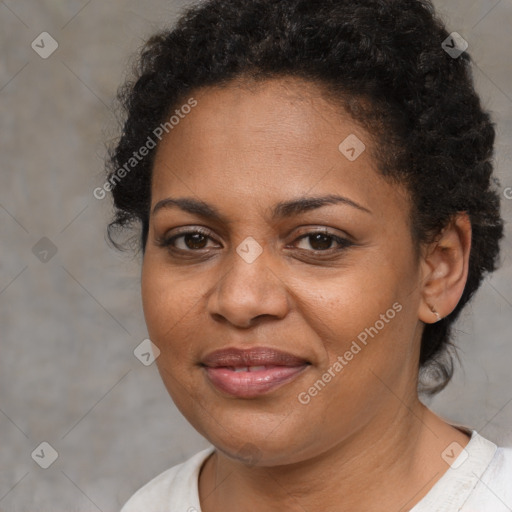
xmin=151 ymin=194 xmax=372 ymax=222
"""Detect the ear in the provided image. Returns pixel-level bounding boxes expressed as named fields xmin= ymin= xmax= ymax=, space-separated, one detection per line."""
xmin=418 ymin=212 xmax=472 ymax=324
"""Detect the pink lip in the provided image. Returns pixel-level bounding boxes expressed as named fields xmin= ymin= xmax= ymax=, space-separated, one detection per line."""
xmin=201 ymin=347 xmax=310 ymax=398
xmin=204 ymin=365 xmax=309 ymax=398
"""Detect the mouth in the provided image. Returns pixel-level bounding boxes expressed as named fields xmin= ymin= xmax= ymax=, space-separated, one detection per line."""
xmin=200 ymin=347 xmax=311 ymax=398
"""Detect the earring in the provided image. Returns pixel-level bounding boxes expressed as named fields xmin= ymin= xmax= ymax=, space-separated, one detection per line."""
xmin=428 ymin=304 xmax=442 ymax=322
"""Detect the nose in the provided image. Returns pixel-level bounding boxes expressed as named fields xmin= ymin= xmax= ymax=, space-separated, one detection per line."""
xmin=207 ymin=245 xmax=290 ymax=329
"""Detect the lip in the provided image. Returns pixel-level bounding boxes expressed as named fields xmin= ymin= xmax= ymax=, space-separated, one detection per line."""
xmin=201 ymin=346 xmax=309 ymax=368
xmin=201 ymin=347 xmax=310 ymax=398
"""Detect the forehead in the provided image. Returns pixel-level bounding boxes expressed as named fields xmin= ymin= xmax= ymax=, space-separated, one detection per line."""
xmin=159 ymin=76 xmax=353 ymax=153
xmin=150 ymin=76 xmax=410 ymax=222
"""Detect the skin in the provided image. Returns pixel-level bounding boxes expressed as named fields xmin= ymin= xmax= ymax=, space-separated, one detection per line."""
xmin=141 ymin=76 xmax=472 ymax=512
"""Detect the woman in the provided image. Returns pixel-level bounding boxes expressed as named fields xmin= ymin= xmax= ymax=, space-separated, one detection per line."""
xmin=106 ymin=0 xmax=511 ymax=510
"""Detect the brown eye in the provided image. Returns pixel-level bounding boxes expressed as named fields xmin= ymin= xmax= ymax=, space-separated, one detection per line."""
xmin=181 ymin=233 xmax=209 ymax=250
xmin=294 ymin=231 xmax=353 ymax=252
xmin=157 ymin=228 xmax=220 ymax=252
xmin=305 ymin=233 xmax=334 ymax=250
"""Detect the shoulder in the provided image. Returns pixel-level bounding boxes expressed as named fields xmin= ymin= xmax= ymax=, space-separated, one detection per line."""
xmin=464 ymin=441 xmax=512 ymax=511
xmin=411 ymin=430 xmax=511 ymax=512
xmin=481 ymin=444 xmax=512 ymax=482
xmin=120 ymin=447 xmax=215 ymax=512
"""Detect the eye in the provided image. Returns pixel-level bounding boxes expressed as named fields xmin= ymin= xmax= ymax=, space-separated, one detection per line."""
xmin=156 ymin=227 xmax=353 ymax=255
xmin=156 ymin=228 xmax=221 ymax=252
xmin=292 ymin=231 xmax=353 ymax=252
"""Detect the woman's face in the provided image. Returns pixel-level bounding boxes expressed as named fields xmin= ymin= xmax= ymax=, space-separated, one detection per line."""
xmin=141 ymin=77 xmax=425 ymax=466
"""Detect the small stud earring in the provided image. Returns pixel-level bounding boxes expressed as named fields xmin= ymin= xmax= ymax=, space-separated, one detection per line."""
xmin=428 ymin=304 xmax=442 ymax=322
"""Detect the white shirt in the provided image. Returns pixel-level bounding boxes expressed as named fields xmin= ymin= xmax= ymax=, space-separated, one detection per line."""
xmin=121 ymin=430 xmax=512 ymax=511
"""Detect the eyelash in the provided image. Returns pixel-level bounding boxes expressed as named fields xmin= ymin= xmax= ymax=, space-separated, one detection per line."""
xmin=156 ymin=227 xmax=354 ymax=255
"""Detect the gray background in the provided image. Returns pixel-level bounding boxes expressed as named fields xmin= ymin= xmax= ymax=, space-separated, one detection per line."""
xmin=0 ymin=0 xmax=511 ymax=510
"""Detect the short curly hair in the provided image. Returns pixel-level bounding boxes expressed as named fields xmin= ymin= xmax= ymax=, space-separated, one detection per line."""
xmin=106 ymin=0 xmax=504 ymax=395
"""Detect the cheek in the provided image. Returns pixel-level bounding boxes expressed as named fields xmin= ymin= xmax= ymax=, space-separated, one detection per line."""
xmin=296 ymin=243 xmax=419 ymax=393
xmin=293 ymin=252 xmax=408 ymax=347
xmin=141 ymin=264 xmax=168 ymax=341
xmin=290 ymin=299 xmax=416 ymax=456
xmin=141 ymin=259 xmax=201 ymax=385
xmin=142 ymin=258 xmax=197 ymax=335
xmin=141 ymin=259 xmax=206 ymax=410
xmin=313 ymin=278 xmax=419 ymax=416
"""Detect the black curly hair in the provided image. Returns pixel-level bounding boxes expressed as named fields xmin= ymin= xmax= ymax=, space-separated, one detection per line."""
xmin=105 ymin=0 xmax=504 ymax=395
